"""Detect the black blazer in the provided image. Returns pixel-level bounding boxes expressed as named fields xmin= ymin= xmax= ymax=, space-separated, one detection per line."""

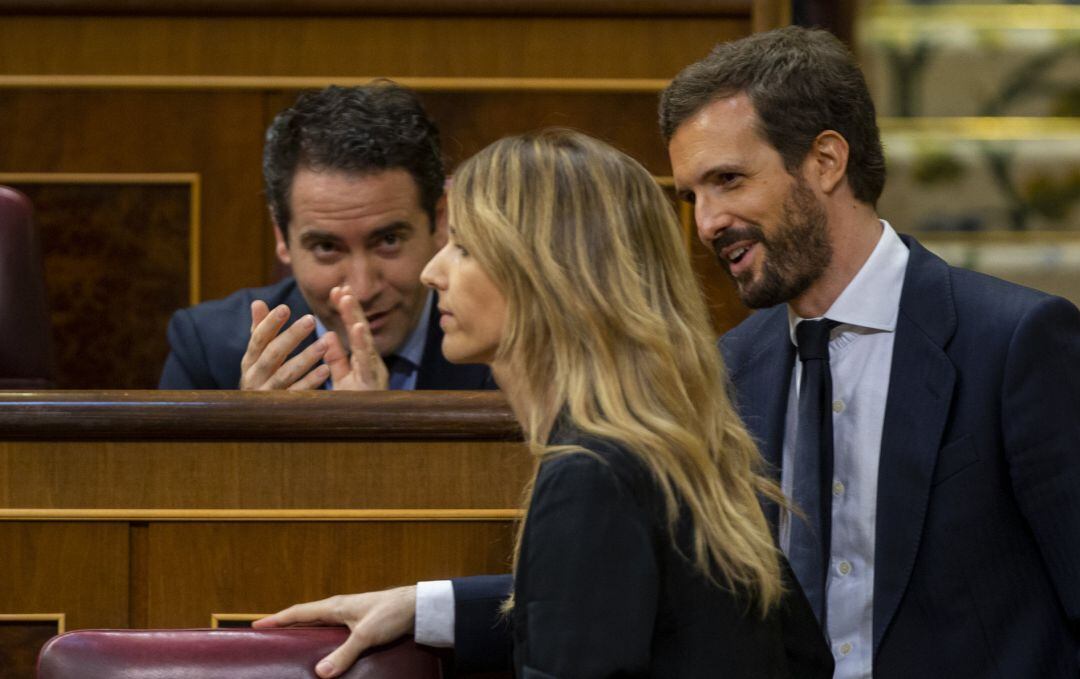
xmin=721 ymin=236 xmax=1080 ymax=678
xmin=158 ymin=276 xmax=492 ymax=390
xmin=509 ymin=429 xmax=832 ymax=678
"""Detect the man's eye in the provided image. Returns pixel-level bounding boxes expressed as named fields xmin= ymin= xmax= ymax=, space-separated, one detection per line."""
xmin=678 ymin=191 xmax=696 ymax=205
xmin=382 ymin=233 xmax=401 ymax=247
xmin=311 ymin=241 xmax=338 ymax=254
xmin=717 ymin=173 xmax=741 ymax=186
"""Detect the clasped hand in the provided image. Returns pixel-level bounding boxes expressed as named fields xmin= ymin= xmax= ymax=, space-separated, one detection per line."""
xmin=239 ymin=285 xmax=389 ymax=391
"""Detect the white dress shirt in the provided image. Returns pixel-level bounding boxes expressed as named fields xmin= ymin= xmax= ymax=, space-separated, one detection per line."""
xmin=782 ymin=221 xmax=909 ymax=678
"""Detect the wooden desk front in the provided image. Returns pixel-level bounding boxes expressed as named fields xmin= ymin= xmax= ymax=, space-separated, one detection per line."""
xmin=0 ymin=391 xmax=528 ymax=675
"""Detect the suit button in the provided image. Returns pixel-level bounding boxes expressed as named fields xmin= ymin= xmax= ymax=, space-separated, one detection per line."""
xmin=840 ymin=642 xmax=853 ymax=656
xmin=832 ymin=399 xmax=845 ymax=413
xmin=838 ymin=560 xmax=852 ymax=576
xmin=833 ymin=481 xmax=845 ymax=496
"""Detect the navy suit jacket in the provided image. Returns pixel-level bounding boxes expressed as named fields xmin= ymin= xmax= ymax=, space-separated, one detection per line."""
xmin=158 ymin=277 xmax=492 ymax=390
xmin=720 ymin=236 xmax=1080 ymax=678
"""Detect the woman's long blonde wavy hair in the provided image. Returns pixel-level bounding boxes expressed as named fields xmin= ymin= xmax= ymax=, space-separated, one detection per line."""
xmin=450 ymin=129 xmax=785 ymax=616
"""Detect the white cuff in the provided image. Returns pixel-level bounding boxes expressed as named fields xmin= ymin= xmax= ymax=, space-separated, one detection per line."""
xmin=414 ymin=580 xmax=455 ymax=647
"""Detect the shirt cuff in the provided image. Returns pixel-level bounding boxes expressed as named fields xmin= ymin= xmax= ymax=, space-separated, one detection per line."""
xmin=414 ymin=580 xmax=455 ymax=647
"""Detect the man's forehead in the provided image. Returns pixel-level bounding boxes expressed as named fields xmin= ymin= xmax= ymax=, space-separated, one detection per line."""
xmin=290 ymin=167 xmax=424 ymax=215
xmin=669 ymin=97 xmax=768 ymax=178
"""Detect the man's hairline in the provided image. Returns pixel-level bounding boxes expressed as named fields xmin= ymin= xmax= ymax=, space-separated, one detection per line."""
xmin=272 ymin=162 xmax=443 ymax=239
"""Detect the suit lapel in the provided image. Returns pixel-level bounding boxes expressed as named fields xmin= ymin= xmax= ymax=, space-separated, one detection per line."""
xmin=723 ymin=308 xmax=795 ymax=531
xmin=873 ymin=238 xmax=957 ymax=654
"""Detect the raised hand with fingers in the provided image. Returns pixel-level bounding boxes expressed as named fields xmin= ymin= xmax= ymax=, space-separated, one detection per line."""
xmin=252 ymin=586 xmax=417 ymax=679
xmin=240 ymin=300 xmax=331 ymax=390
xmin=323 ymin=285 xmax=390 ymax=391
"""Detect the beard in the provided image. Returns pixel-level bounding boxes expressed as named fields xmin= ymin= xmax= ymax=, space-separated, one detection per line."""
xmin=712 ymin=178 xmax=832 ymax=309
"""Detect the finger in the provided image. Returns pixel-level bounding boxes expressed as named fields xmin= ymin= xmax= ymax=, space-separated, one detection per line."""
xmin=272 ymin=337 xmax=329 ymax=390
xmin=336 ymin=290 xmax=370 ymax=341
xmin=322 ymin=331 xmax=352 ymax=386
xmin=348 ymin=319 xmax=388 ymax=390
xmin=287 ymin=363 xmax=331 ymax=391
xmin=241 ymin=304 xmax=290 ymax=378
xmin=250 ymin=300 xmax=270 ymax=334
xmin=316 ymin=629 xmax=372 ymax=679
xmin=253 ymin=599 xmax=337 ymax=629
xmin=248 ymin=315 xmax=319 ymax=390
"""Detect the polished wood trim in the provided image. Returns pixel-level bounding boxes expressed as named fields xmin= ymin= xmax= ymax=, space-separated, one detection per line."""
xmin=0 ymin=509 xmax=522 ymax=521
xmin=0 ymin=0 xmax=751 ymax=17
xmin=0 ymin=172 xmax=203 ymax=305
xmin=0 ymin=391 xmax=520 ymax=441
xmin=0 ymin=75 xmax=670 ymax=93
xmin=0 ymin=613 xmax=66 ymax=634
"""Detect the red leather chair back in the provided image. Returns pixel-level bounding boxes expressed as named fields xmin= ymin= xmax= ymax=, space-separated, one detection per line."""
xmin=0 ymin=185 xmax=53 ymax=389
xmin=36 ymin=628 xmax=446 ymax=679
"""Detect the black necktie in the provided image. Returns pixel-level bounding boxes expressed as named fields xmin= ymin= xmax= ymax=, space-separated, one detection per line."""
xmin=790 ymin=318 xmax=839 ymax=624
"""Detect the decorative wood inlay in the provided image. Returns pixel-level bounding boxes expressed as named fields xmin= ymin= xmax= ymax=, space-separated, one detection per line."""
xmin=0 ymin=614 xmax=66 ymax=679
xmin=0 ymin=391 xmax=520 ymax=441
xmin=0 ymin=509 xmax=522 ymax=521
xmin=0 ymin=176 xmax=197 ymax=389
xmin=0 ymin=613 xmax=65 ymax=633
xmin=0 ymin=75 xmax=671 ymax=92
xmin=211 ymin=613 xmax=270 ymax=628
xmin=0 ymin=0 xmax=752 ymax=16
xmin=0 ymin=172 xmax=201 ymax=305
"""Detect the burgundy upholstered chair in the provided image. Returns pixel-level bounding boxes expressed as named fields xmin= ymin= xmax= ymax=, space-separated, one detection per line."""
xmin=0 ymin=185 xmax=54 ymax=389
xmin=36 ymin=628 xmax=447 ymax=679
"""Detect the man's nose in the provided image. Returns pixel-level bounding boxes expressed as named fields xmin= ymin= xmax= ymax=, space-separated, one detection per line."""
xmin=344 ymin=256 xmax=383 ymax=304
xmin=694 ymin=195 xmax=734 ymax=246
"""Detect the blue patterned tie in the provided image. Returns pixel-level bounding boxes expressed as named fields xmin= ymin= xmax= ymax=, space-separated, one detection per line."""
xmin=790 ymin=318 xmax=839 ymax=624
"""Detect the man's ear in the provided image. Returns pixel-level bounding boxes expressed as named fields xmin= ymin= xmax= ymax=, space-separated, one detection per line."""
xmin=273 ymin=223 xmax=292 ymax=266
xmin=805 ymin=130 xmax=850 ymax=195
xmin=433 ymin=194 xmax=448 ymax=249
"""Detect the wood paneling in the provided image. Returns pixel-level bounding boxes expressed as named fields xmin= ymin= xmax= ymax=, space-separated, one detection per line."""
xmin=0 ymin=89 xmax=268 ymax=303
xmin=0 ymin=523 xmax=129 ymax=629
xmin=0 ymin=4 xmax=761 ymax=379
xmin=146 ymin=522 xmax=514 ymax=628
xmin=0 ymin=617 xmax=64 ymax=679
xmin=0 ymin=394 xmax=529 ymax=675
xmin=0 ymin=17 xmax=746 ymax=79
xmin=0 ymin=0 xmax=751 ymax=16
xmin=1 ymin=182 xmax=191 ymax=389
xmin=0 ymin=440 xmax=528 ymax=509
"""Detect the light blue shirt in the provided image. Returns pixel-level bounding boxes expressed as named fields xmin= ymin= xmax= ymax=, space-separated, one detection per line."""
xmin=314 ymin=290 xmax=433 ymax=391
xmin=782 ymin=221 xmax=909 ymax=678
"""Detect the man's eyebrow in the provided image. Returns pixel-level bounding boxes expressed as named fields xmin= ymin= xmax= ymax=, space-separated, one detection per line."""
xmin=298 ymin=229 xmax=344 ymax=243
xmin=367 ymin=221 xmax=414 ymax=241
xmin=700 ymin=163 xmax=743 ymax=180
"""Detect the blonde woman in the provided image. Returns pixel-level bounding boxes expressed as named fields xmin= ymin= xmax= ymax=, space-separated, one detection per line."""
xmin=258 ymin=130 xmax=832 ymax=678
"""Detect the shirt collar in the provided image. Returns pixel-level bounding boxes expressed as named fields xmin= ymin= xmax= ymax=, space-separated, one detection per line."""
xmin=394 ymin=290 xmax=433 ymax=369
xmin=313 ymin=289 xmax=433 ymax=369
xmin=787 ymin=220 xmax=909 ymax=345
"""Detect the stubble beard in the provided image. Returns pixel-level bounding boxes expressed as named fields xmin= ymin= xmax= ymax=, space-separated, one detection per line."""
xmin=714 ymin=178 xmax=832 ymax=309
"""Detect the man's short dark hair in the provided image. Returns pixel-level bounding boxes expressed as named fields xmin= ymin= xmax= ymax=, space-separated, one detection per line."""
xmin=659 ymin=26 xmax=886 ymax=206
xmin=263 ymin=82 xmax=444 ymax=239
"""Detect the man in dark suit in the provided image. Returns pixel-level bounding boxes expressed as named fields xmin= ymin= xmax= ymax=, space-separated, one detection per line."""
xmin=159 ymin=83 xmax=490 ymax=391
xmin=257 ymin=29 xmax=1080 ymax=679
xmin=661 ymin=26 xmax=1079 ymax=678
